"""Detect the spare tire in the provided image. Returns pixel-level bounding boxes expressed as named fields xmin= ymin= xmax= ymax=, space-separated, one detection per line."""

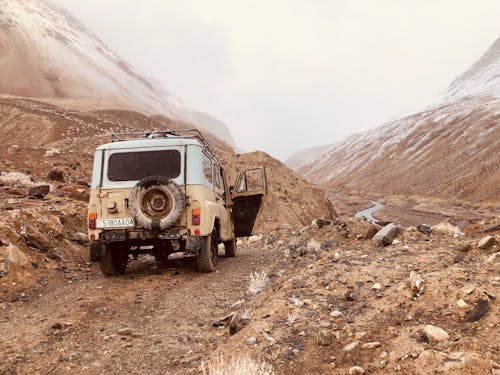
xmin=130 ymin=175 xmax=185 ymax=230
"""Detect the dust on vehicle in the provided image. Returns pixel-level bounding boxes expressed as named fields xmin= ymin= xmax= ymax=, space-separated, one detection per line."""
xmin=87 ymin=129 xmax=267 ymax=275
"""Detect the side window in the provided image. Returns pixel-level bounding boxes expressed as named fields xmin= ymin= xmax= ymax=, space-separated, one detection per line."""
xmin=202 ymin=152 xmax=213 ymax=184
xmin=214 ymin=164 xmax=222 ymax=190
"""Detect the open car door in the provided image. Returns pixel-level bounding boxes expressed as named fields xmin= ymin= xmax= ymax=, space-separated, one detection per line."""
xmin=231 ymin=167 xmax=267 ymax=237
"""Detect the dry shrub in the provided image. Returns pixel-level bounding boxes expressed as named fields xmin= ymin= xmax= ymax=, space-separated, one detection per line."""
xmin=202 ymin=353 xmax=274 ymax=375
xmin=248 ymin=271 xmax=269 ymax=294
xmin=432 ymin=222 xmax=461 ymax=236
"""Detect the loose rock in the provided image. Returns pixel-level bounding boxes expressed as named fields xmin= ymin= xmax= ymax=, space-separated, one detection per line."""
xmin=464 ymin=299 xmax=490 ymax=322
xmin=478 ymin=236 xmax=496 ymax=250
xmin=349 ymin=366 xmax=365 ymax=374
xmin=362 ymin=341 xmax=381 ymax=349
xmin=316 ymin=330 xmax=332 ymax=346
xmin=343 ymin=341 xmax=359 ymax=352
xmin=22 ymin=225 xmax=51 ymax=251
xmin=372 ymin=223 xmax=401 ymax=246
xmin=422 ymin=325 xmax=449 ymax=342
xmin=28 ymin=185 xmax=50 ymax=198
xmin=245 ymin=336 xmax=257 ymax=345
xmin=417 ymin=224 xmax=432 ymax=235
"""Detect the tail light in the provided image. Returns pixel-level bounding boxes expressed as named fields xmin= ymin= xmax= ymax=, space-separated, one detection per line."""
xmin=88 ymin=212 xmax=97 ymax=229
xmin=192 ymin=208 xmax=201 ymax=225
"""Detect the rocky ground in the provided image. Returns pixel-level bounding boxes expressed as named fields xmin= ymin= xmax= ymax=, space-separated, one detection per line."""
xmin=0 ymin=97 xmax=498 ymax=374
xmin=1 ymin=176 xmax=498 ymax=374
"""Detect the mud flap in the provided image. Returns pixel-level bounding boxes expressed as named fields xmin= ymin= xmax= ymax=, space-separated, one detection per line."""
xmin=185 ymin=236 xmax=203 ymax=256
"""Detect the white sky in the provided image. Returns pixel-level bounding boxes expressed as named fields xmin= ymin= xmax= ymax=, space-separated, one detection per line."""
xmin=56 ymin=0 xmax=500 ymax=160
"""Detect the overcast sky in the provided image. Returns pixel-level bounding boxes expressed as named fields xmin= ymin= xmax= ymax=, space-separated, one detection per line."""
xmin=56 ymin=0 xmax=500 ymax=160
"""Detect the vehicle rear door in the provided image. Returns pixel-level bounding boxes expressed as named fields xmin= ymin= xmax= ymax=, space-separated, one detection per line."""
xmin=230 ymin=167 xmax=267 ymax=237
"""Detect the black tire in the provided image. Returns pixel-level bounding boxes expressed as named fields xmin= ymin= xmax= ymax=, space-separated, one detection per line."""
xmin=223 ymin=237 xmax=237 ymax=257
xmin=196 ymin=229 xmax=219 ymax=272
xmin=130 ymin=175 xmax=185 ymax=230
xmin=90 ymin=241 xmax=103 ymax=262
xmin=99 ymin=243 xmax=128 ymax=276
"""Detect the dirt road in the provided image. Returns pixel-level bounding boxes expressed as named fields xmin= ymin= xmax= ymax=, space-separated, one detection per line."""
xmin=1 ymin=243 xmax=277 ymax=374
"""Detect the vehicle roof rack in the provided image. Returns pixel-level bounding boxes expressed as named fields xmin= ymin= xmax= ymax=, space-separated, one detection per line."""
xmin=111 ymin=129 xmax=220 ymax=162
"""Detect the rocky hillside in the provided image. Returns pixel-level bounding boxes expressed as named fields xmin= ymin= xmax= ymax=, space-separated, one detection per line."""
xmin=0 ymin=0 xmax=235 ymax=147
xmin=291 ymin=36 xmax=500 ymax=203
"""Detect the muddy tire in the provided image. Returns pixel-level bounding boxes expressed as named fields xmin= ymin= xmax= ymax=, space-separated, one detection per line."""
xmin=223 ymin=237 xmax=237 ymax=257
xmin=99 ymin=243 xmax=128 ymax=276
xmin=197 ymin=229 xmax=219 ymax=272
xmin=130 ymin=175 xmax=185 ymax=230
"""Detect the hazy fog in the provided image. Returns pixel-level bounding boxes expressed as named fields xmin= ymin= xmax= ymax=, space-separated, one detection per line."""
xmin=56 ymin=0 xmax=500 ymax=160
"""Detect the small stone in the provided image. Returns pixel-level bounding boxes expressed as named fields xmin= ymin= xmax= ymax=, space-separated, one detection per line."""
xmin=319 ymin=320 xmax=331 ymax=328
xmin=316 ymin=330 xmax=332 ymax=346
xmin=322 ymin=240 xmax=333 ymax=248
xmin=464 ymin=299 xmax=490 ymax=322
xmin=456 ymin=299 xmax=468 ymax=309
xmin=422 ymin=325 xmax=449 ymax=342
xmin=379 ymin=351 xmax=388 ymax=358
xmin=349 ymin=366 xmax=365 ymax=375
xmin=453 ymin=253 xmax=465 ymax=264
xmin=47 ymin=252 xmax=62 ymax=262
xmin=372 ymin=283 xmax=382 ymax=291
xmin=362 ymin=341 xmax=381 ymax=349
xmin=456 ymin=243 xmax=472 ymax=252
xmin=417 ymin=224 xmax=432 ymax=234
xmin=117 ymin=328 xmax=133 ymax=336
xmin=245 ymin=336 xmax=257 ymax=345
xmin=343 ymin=341 xmax=359 ymax=352
xmin=330 ymin=310 xmax=343 ymax=318
xmin=71 ymin=232 xmax=89 ymax=245
xmin=478 ymin=236 xmax=496 ymax=250
xmin=311 ymin=218 xmax=332 ymax=228
xmin=28 ymin=185 xmax=50 ymax=198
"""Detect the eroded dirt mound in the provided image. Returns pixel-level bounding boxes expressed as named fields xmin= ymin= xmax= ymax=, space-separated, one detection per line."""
xmin=221 ymin=150 xmax=337 ymax=230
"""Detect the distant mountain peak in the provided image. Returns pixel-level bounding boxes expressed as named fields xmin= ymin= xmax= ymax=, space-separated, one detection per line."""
xmin=0 ymin=0 xmax=235 ymax=147
xmin=444 ymin=36 xmax=500 ymax=103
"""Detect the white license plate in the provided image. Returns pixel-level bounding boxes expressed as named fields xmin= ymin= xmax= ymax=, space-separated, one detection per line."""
xmin=96 ymin=218 xmax=135 ymax=229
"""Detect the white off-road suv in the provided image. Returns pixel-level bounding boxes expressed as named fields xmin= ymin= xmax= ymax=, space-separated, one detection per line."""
xmin=87 ymin=129 xmax=267 ymax=275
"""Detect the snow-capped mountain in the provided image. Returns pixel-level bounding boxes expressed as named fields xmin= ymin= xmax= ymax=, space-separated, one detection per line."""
xmin=292 ymin=36 xmax=500 ymax=202
xmin=0 ymin=0 xmax=235 ymax=147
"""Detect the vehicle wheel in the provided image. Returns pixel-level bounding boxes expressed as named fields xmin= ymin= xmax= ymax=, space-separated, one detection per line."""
xmin=99 ymin=243 xmax=128 ymax=276
xmin=90 ymin=241 xmax=103 ymax=262
xmin=196 ymin=229 xmax=219 ymax=272
xmin=223 ymin=237 xmax=237 ymax=257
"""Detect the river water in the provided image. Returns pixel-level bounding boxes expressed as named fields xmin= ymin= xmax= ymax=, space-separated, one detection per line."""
xmin=355 ymin=201 xmax=384 ymax=223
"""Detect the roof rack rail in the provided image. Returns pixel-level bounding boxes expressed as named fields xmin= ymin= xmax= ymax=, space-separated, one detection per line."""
xmin=111 ymin=129 xmax=220 ymax=162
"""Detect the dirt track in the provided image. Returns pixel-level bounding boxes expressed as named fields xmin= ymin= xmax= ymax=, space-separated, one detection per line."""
xmin=1 ymin=243 xmax=278 ymax=374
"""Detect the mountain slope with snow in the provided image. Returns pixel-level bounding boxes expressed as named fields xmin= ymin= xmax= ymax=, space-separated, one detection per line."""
xmin=0 ymin=0 xmax=235 ymax=147
xmin=296 ymin=36 xmax=500 ymax=202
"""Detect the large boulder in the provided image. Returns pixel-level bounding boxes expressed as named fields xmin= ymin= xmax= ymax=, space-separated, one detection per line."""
xmin=372 ymin=223 xmax=401 ymax=246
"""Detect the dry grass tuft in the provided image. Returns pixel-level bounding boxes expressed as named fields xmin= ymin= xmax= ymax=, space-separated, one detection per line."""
xmin=248 ymin=271 xmax=269 ymax=294
xmin=432 ymin=222 xmax=461 ymax=236
xmin=202 ymin=353 xmax=274 ymax=375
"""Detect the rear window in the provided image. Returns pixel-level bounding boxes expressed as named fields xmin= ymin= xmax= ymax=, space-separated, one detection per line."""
xmin=107 ymin=150 xmax=181 ymax=181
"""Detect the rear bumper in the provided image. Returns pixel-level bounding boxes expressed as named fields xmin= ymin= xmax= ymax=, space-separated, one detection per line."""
xmin=101 ymin=227 xmax=187 ymax=243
